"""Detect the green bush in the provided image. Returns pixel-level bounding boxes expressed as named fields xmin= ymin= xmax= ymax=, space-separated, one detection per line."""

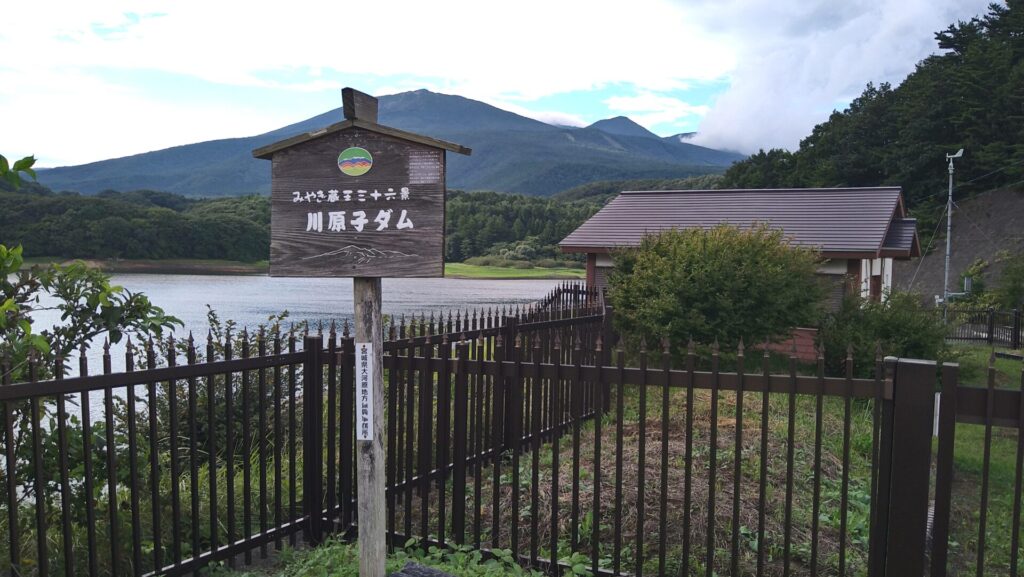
xmin=818 ymin=292 xmax=947 ymax=376
xmin=607 ymin=225 xmax=824 ymax=350
xmin=996 ymin=251 xmax=1024 ymax=309
xmin=464 ymin=256 xmax=499 ymax=267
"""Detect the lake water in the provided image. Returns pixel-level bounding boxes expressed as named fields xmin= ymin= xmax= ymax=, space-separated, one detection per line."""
xmin=32 ymin=274 xmax=566 ymax=371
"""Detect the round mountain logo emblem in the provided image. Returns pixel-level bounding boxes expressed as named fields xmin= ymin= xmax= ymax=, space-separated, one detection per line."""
xmin=338 ymin=147 xmax=373 ymax=176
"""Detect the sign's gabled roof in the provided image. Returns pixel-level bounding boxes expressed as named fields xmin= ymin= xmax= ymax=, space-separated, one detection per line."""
xmin=252 ymin=117 xmax=472 ymax=159
xmin=559 ymin=187 xmax=921 ymax=259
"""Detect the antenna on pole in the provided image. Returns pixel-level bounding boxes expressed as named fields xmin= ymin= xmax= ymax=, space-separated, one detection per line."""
xmin=943 ymin=148 xmax=964 ymax=320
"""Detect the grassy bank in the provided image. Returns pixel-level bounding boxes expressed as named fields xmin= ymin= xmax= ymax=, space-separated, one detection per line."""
xmin=444 ymin=263 xmax=585 ymax=279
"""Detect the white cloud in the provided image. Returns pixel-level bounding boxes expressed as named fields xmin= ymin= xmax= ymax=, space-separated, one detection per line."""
xmin=1 ymin=0 xmax=738 ymax=164
xmin=604 ymin=92 xmax=710 ymax=130
xmin=688 ymin=0 xmax=994 ymax=153
xmin=0 ymin=0 xmax=1000 ymax=163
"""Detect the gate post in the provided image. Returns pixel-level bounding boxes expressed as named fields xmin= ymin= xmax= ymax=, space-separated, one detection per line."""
xmin=872 ymin=358 xmax=936 ymax=577
xmin=303 ymin=334 xmax=325 ymax=545
xmin=1012 ymin=309 xmax=1021 ymax=350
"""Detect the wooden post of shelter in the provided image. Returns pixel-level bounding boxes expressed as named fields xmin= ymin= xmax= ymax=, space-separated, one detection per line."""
xmin=253 ymin=88 xmax=470 ymax=577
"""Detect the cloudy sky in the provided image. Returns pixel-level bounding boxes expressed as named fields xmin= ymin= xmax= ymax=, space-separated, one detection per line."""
xmin=0 ymin=0 xmax=994 ymax=167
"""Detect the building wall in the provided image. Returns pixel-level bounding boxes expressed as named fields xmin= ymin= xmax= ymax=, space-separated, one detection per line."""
xmin=859 ymin=258 xmax=893 ymax=300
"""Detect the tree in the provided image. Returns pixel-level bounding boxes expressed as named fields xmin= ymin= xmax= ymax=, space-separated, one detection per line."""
xmin=818 ymin=292 xmax=947 ymax=377
xmin=1 ymin=151 xmax=180 ymax=380
xmin=607 ymin=225 xmax=825 ymax=349
xmin=996 ymin=251 xmax=1024 ymax=309
xmin=1 ymin=244 xmax=181 ymax=381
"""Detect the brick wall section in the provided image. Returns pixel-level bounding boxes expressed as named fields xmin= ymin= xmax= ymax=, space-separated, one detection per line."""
xmin=760 ymin=327 xmax=820 ymax=362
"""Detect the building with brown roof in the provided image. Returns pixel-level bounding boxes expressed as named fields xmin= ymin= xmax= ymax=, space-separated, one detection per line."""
xmin=560 ymin=187 xmax=921 ymax=309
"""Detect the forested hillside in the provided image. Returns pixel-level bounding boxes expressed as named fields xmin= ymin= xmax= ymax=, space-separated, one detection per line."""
xmin=553 ymin=174 xmax=723 ymax=203
xmin=720 ymin=2 xmax=1024 ymax=219
xmin=444 ymin=191 xmax=599 ymax=262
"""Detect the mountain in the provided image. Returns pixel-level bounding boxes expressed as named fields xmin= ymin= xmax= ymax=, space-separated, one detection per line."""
xmin=37 ymin=90 xmax=745 ymax=197
xmin=586 ymin=116 xmax=660 ymax=139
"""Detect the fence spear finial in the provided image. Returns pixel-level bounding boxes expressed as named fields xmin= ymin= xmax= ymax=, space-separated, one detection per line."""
xmin=874 ymin=341 xmax=883 ymax=362
xmin=661 ymin=336 xmax=670 ymax=354
xmin=639 ymin=337 xmax=647 ymax=353
xmin=688 ymin=337 xmax=696 ymax=356
xmin=763 ymin=338 xmax=771 ymax=359
xmin=595 ymin=333 xmax=604 ymax=352
xmin=343 ymin=318 xmax=350 ymax=338
xmin=737 ymin=337 xmax=745 ymax=357
xmin=712 ymin=338 xmax=720 ymax=355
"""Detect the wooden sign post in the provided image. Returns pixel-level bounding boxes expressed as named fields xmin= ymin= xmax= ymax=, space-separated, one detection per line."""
xmin=254 ymin=88 xmax=470 ymax=577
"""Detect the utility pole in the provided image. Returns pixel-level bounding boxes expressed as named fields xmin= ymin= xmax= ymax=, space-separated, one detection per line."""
xmin=943 ymin=148 xmax=963 ymax=320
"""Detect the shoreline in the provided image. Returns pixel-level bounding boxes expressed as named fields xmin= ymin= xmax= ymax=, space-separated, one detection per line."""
xmin=22 ymin=257 xmax=586 ymax=280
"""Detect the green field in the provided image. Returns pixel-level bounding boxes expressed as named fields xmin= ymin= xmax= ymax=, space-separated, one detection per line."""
xmin=444 ymin=262 xmax=585 ymax=279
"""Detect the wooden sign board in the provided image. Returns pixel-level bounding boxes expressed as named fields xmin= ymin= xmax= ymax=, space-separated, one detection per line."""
xmin=267 ymin=127 xmax=447 ymax=277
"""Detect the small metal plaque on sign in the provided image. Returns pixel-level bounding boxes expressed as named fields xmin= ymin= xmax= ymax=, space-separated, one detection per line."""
xmin=356 ymin=341 xmax=374 ymax=441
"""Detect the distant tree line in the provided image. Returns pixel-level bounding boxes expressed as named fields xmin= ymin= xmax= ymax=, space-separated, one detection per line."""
xmin=719 ymin=2 xmax=1024 ymax=223
xmin=0 ymin=184 xmax=612 ymax=264
xmin=0 ymin=186 xmax=271 ymax=261
xmin=444 ymin=190 xmax=599 ymax=263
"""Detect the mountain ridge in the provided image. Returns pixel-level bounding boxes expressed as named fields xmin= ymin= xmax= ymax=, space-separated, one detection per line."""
xmin=37 ymin=89 xmax=744 ymax=197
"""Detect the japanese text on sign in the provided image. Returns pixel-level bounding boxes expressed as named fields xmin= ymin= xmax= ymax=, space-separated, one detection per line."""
xmin=356 ymin=342 xmax=374 ymax=441
xmin=296 ymin=187 xmax=415 ymax=233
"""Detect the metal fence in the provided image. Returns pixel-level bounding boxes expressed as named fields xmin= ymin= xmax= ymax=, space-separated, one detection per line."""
xmin=930 ymin=355 xmax=1024 ymax=577
xmin=1 ymin=285 xmax=1021 ymax=576
xmin=945 ymin=307 xmax=1023 ymax=349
